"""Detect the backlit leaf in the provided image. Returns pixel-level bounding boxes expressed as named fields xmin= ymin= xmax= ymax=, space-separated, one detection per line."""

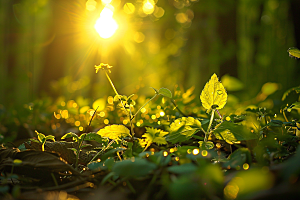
xmin=45 ymin=135 xmax=55 ymax=142
xmin=214 ymin=121 xmax=258 ymax=144
xmin=84 ymin=132 xmax=106 ymax=144
xmin=35 ymin=131 xmax=45 ymax=143
xmin=142 ymin=127 xmax=168 ymax=145
xmin=166 ymin=117 xmax=202 ymax=144
xmin=288 ymin=47 xmax=300 ymax=59
xmin=282 ymin=86 xmax=300 ymax=101
xmin=198 ymin=141 xmax=214 ymax=150
xmin=200 ymin=73 xmax=227 ymax=110
xmin=159 ymin=88 xmax=172 ymax=98
xmin=61 ymin=132 xmax=79 ymax=142
xmin=97 ymin=125 xmax=130 ymax=141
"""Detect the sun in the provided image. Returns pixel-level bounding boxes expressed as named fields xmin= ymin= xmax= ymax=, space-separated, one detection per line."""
xmin=94 ymin=6 xmax=118 ymax=39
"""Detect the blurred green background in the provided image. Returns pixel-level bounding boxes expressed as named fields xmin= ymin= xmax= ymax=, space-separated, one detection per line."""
xmin=1 ymin=0 xmax=300 ymax=108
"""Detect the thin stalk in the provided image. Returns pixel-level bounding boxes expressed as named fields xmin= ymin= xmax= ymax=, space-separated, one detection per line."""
xmin=204 ymin=109 xmax=215 ymax=142
xmin=75 ymin=149 xmax=79 ymax=170
xmin=128 ymin=107 xmax=135 ymax=137
xmin=88 ymin=139 xmax=115 ymax=164
xmin=51 ymin=173 xmax=58 ymax=187
xmin=76 ymin=107 xmax=99 ymax=170
xmin=283 ymin=110 xmax=289 ymax=122
xmin=215 ymin=109 xmax=222 ymax=120
xmin=126 ymin=180 xmax=136 ymax=194
xmin=171 ymin=99 xmax=187 ymax=117
xmin=105 ymin=71 xmax=130 ymax=117
xmin=116 ymin=151 xmax=122 ymax=161
xmin=133 ymin=94 xmax=158 ymax=120
xmin=10 ymin=165 xmax=14 ymax=175
xmin=104 ymin=70 xmax=134 ymax=136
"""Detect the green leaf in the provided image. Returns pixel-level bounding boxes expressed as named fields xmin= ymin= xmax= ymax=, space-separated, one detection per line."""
xmin=198 ymin=141 xmax=214 ymax=150
xmin=69 ymin=148 xmax=78 ymax=155
xmin=223 ymin=148 xmax=252 ymax=169
xmin=267 ymin=120 xmax=283 ymax=127
xmin=100 ymin=147 xmax=127 ymax=161
xmin=61 ymin=132 xmax=79 ymax=142
xmin=35 ymin=131 xmax=45 ymax=143
xmin=142 ymin=127 xmax=168 ymax=146
xmin=45 ymin=135 xmax=55 ymax=142
xmin=168 ymin=163 xmax=197 ymax=174
xmin=84 ymin=132 xmax=105 ymax=144
xmin=88 ymin=161 xmax=106 ymax=172
xmin=213 ymin=121 xmax=258 ymax=144
xmin=97 ymin=125 xmax=131 ymax=141
xmin=79 ymin=133 xmax=86 ymax=140
xmin=145 ymin=151 xmax=172 ymax=166
xmin=159 ymin=88 xmax=172 ymax=98
xmin=282 ymin=86 xmax=300 ymax=101
xmin=29 ymin=138 xmax=39 ymax=143
xmin=288 ymin=47 xmax=300 ymax=59
xmin=112 ymin=158 xmax=157 ymax=178
xmin=166 ymin=117 xmax=202 ymax=144
xmin=290 ymin=102 xmax=300 ymax=110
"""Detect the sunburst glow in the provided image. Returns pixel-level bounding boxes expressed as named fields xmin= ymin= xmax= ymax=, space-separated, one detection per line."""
xmin=94 ymin=6 xmax=118 ymax=39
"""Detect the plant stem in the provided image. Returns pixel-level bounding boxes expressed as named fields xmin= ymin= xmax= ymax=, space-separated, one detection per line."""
xmin=283 ymin=109 xmax=289 ymax=122
xmin=171 ymin=99 xmax=187 ymax=117
xmin=126 ymin=180 xmax=136 ymax=194
xmin=105 ymin=71 xmax=129 ymax=116
xmin=51 ymin=173 xmax=58 ymax=187
xmin=117 ymin=151 xmax=122 ymax=161
xmin=88 ymin=139 xmax=115 ymax=164
xmin=104 ymin=70 xmax=134 ymax=136
xmin=133 ymin=94 xmax=158 ymax=120
xmin=204 ymin=109 xmax=215 ymax=142
xmin=75 ymin=150 xmax=79 ymax=170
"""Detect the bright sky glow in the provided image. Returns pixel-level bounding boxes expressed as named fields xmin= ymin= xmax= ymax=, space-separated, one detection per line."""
xmin=94 ymin=6 xmax=118 ymax=39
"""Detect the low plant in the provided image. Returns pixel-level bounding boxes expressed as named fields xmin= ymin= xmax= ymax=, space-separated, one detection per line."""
xmin=1 ymin=48 xmax=300 ymax=199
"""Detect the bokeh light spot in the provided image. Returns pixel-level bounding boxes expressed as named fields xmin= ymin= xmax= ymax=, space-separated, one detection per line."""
xmin=104 ymin=119 xmax=109 ymax=124
xmin=192 ymin=148 xmax=199 ymax=155
xmin=124 ymin=3 xmax=135 ymax=14
xmin=201 ymin=150 xmax=208 ymax=157
xmin=154 ymin=6 xmax=165 ymax=18
xmin=176 ymin=13 xmax=188 ymax=23
xmin=134 ymin=32 xmax=145 ymax=43
xmin=243 ymin=163 xmax=249 ymax=170
xmin=143 ymin=0 xmax=155 ymax=15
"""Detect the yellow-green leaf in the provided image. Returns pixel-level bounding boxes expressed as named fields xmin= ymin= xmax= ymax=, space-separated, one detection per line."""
xmin=158 ymin=88 xmax=172 ymax=98
xmin=288 ymin=47 xmax=300 ymax=59
xmin=142 ymin=127 xmax=168 ymax=145
xmin=200 ymin=73 xmax=227 ymax=110
xmin=35 ymin=130 xmax=45 ymax=143
xmin=166 ymin=117 xmax=202 ymax=144
xmin=97 ymin=125 xmax=130 ymax=141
